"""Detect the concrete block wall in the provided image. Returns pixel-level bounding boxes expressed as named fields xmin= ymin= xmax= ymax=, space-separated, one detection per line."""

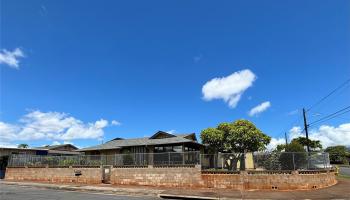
xmin=201 ymin=174 xmax=243 ymax=189
xmin=110 ymin=167 xmax=336 ymax=190
xmin=111 ymin=166 xmax=204 ymax=187
xmin=242 ymin=172 xmax=337 ymax=190
xmin=5 ymin=167 xmax=336 ymax=190
xmin=5 ymin=167 xmax=102 ymax=184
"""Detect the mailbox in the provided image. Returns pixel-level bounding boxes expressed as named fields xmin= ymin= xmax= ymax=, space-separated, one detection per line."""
xmin=74 ymin=170 xmax=82 ymax=176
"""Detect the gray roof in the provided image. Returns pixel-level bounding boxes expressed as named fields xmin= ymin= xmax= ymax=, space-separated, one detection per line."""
xmin=78 ymin=132 xmax=201 ymax=151
xmin=35 ymin=144 xmax=78 ymax=150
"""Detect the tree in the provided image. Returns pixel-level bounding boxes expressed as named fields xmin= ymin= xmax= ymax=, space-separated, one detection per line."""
xmin=201 ymin=119 xmax=271 ymax=170
xmin=276 ymin=140 xmax=306 ymax=152
xmin=291 ymin=137 xmax=322 ymax=151
xmin=325 ymin=145 xmax=349 ymax=164
xmin=17 ymin=144 xmax=29 ymax=149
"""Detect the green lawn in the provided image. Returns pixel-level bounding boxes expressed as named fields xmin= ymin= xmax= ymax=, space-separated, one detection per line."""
xmin=337 ymin=174 xmax=350 ymax=180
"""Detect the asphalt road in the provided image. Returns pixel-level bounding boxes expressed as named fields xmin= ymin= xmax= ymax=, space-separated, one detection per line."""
xmin=0 ymin=184 xmax=159 ymax=200
xmin=339 ymin=167 xmax=350 ymax=176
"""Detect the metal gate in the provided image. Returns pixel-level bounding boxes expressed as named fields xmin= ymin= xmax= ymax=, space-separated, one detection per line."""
xmin=102 ymin=165 xmax=111 ymax=184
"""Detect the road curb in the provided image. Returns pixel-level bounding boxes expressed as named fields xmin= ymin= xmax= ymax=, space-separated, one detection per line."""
xmin=159 ymin=193 xmax=219 ymax=199
xmin=0 ymin=181 xmax=163 ymax=197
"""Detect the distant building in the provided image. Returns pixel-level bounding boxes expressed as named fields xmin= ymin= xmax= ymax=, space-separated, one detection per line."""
xmin=35 ymin=144 xmax=79 ymax=156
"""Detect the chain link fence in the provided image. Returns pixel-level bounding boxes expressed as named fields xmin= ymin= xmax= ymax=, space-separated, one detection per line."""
xmin=8 ymin=151 xmax=201 ymax=167
xmin=201 ymin=152 xmax=331 ymax=171
xmin=8 ymin=151 xmax=331 ymax=170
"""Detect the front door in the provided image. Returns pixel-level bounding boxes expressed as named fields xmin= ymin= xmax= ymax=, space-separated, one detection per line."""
xmin=102 ymin=165 xmax=111 ymax=184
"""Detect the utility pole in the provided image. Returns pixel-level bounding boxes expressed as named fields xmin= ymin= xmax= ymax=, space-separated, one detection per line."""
xmin=302 ymin=108 xmax=310 ymax=152
xmin=284 ymin=132 xmax=288 ymax=146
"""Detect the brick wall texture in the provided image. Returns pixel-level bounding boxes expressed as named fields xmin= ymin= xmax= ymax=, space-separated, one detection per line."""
xmin=5 ymin=166 xmax=336 ymax=190
xmin=5 ymin=167 xmax=102 ymax=184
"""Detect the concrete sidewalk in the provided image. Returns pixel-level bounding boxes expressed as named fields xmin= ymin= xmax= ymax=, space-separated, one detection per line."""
xmin=1 ymin=178 xmax=350 ymax=199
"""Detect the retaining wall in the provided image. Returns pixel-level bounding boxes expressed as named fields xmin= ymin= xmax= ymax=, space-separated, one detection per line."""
xmin=5 ymin=166 xmax=336 ymax=190
xmin=201 ymin=171 xmax=337 ymax=190
xmin=5 ymin=167 xmax=102 ymax=184
xmin=111 ymin=166 xmax=204 ymax=187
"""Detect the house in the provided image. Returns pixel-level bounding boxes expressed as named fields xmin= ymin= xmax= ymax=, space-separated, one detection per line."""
xmin=78 ymin=131 xmax=203 ymax=155
xmin=0 ymin=144 xmax=80 ymax=179
xmin=35 ymin=144 xmax=80 ymax=156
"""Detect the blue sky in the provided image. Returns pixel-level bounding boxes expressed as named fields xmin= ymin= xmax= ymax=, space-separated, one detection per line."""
xmin=1 ymin=0 xmax=350 ymax=149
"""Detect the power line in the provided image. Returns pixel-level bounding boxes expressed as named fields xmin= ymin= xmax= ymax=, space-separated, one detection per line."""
xmin=308 ymin=105 xmax=350 ymax=127
xmin=307 ymin=78 xmax=350 ymax=112
xmin=309 ymin=111 xmax=350 ymax=121
xmin=279 ymin=78 xmax=350 ymax=143
xmin=309 ymin=109 xmax=350 ymax=128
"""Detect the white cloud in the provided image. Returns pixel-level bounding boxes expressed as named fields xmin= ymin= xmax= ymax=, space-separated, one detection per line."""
xmin=167 ymin=130 xmax=176 ymax=134
xmin=47 ymin=140 xmax=73 ymax=147
xmin=266 ymin=138 xmax=286 ymax=150
xmin=0 ymin=122 xmax=19 ymax=142
xmin=248 ymin=101 xmax=271 ymax=117
xmin=51 ymin=141 xmax=61 ymax=145
xmin=202 ymin=69 xmax=256 ymax=108
xmin=0 ymin=48 xmax=25 ymax=69
xmin=0 ymin=110 xmax=117 ymax=147
xmin=288 ymin=123 xmax=350 ymax=148
xmin=0 ymin=142 xmax=18 ymax=148
xmin=95 ymin=119 xmax=108 ymax=129
xmin=287 ymin=109 xmax=299 ymax=116
xmin=268 ymin=123 xmax=350 ymax=150
xmin=111 ymin=120 xmax=121 ymax=126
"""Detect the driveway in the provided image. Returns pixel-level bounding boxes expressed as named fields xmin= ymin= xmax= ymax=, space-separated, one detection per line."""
xmin=0 ymin=184 xmax=159 ymax=200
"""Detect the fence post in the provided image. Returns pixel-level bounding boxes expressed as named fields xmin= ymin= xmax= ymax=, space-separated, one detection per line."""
xmin=307 ymin=152 xmax=310 ymax=170
xmin=214 ymin=153 xmax=216 ymax=169
xmin=134 ymin=154 xmax=136 ymax=166
xmin=292 ymin=153 xmax=295 ymax=170
xmin=199 ymin=152 xmax=201 ymax=166
xmin=168 ymin=152 xmax=170 ymax=165
xmin=182 ymin=152 xmax=185 ymax=165
xmin=221 ymin=154 xmax=224 ymax=169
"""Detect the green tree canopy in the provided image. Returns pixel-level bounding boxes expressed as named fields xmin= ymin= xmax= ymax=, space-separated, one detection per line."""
xmin=276 ymin=137 xmax=322 ymax=152
xmin=201 ymin=119 xmax=271 ymax=170
xmin=17 ymin=144 xmax=29 ymax=149
xmin=325 ymin=145 xmax=349 ymax=164
xmin=276 ymin=140 xmax=306 ymax=153
xmin=201 ymin=119 xmax=271 ymax=153
xmin=291 ymin=137 xmax=322 ymax=151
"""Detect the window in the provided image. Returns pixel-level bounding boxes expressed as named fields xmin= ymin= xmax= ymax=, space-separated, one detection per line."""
xmin=154 ymin=146 xmax=164 ymax=153
xmin=184 ymin=147 xmax=196 ymax=151
xmin=173 ymin=146 xmax=182 ymax=152
xmin=164 ymin=146 xmax=173 ymax=152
